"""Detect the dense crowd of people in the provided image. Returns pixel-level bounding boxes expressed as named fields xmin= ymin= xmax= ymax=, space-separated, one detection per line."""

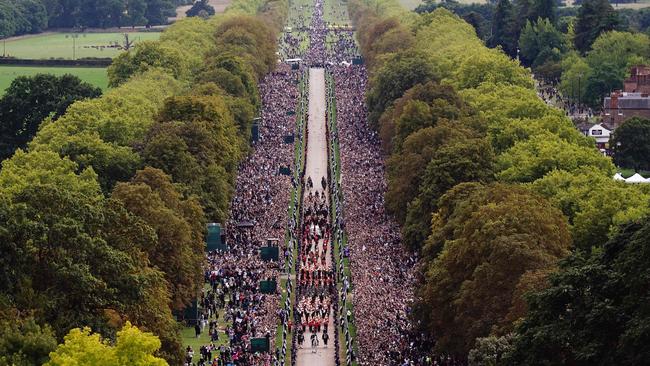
xmin=536 ymin=81 xmax=595 ymax=120
xmin=326 ymin=30 xmax=358 ymax=64
xmin=183 ymin=63 xmax=302 ymax=366
xmin=305 ymin=0 xmax=327 ymax=66
xmin=184 ymin=0 xmax=447 ymax=363
xmin=331 ymin=59 xmax=428 ymax=365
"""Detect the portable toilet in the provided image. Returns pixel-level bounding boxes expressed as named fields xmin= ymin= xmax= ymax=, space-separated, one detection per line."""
xmin=206 ymin=223 xmax=226 ymax=251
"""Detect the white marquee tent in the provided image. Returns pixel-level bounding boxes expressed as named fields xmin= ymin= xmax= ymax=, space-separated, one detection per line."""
xmin=624 ymin=173 xmax=650 ymax=184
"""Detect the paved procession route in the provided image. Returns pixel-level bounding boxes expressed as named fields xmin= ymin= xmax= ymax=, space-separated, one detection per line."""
xmin=305 ymin=68 xmax=329 ymax=196
xmin=296 ymin=67 xmax=336 ymax=366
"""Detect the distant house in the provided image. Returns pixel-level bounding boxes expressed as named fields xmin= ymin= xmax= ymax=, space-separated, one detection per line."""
xmin=586 ymin=123 xmax=611 ymax=152
xmin=575 ymin=121 xmax=592 ymax=136
xmin=602 ymin=91 xmax=650 ymax=129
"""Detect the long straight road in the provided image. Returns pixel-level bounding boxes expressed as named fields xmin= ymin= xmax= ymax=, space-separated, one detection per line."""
xmin=305 ymin=68 xmax=329 ymax=193
xmin=295 ymin=67 xmax=336 ymax=366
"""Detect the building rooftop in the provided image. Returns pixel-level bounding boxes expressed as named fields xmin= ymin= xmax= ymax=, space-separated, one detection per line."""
xmin=604 ymin=93 xmax=650 ymax=109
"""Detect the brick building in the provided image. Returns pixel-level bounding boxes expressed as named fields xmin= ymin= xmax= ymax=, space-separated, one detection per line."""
xmin=602 ymin=91 xmax=650 ymax=128
xmin=624 ymin=65 xmax=650 ymax=93
xmin=602 ymin=66 xmax=650 ymax=129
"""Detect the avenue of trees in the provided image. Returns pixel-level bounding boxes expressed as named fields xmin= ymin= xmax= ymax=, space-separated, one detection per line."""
xmin=416 ymin=0 xmax=650 ymax=109
xmin=350 ymin=0 xmax=650 ymax=362
xmin=0 ymin=0 xmax=286 ymax=363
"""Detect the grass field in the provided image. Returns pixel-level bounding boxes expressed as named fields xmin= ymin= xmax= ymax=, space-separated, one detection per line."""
xmin=3 ymin=32 xmax=160 ymax=60
xmin=324 ymin=0 xmax=351 ymax=25
xmin=180 ymin=308 xmax=229 ymax=357
xmin=0 ymin=66 xmax=108 ymax=93
xmin=619 ymin=168 xmax=650 ymax=178
xmin=398 ymin=0 xmax=423 ymax=9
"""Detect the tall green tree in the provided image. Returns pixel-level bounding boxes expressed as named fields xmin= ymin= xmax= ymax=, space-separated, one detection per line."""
xmin=496 ymin=132 xmax=614 ymax=183
xmin=0 ymin=74 xmax=101 ymax=161
xmin=583 ymin=61 xmax=625 ymax=107
xmin=581 ymin=31 xmax=650 ymax=107
xmin=611 ymin=117 xmax=650 ymax=172
xmin=402 ymin=136 xmax=494 ymax=252
xmin=519 ymin=18 xmax=566 ymax=67
xmin=0 ymin=184 xmax=152 ymax=338
xmin=559 ymin=52 xmax=592 ymax=105
xmin=573 ymin=0 xmax=619 ymax=53
xmin=186 ymin=0 xmax=215 ymax=17
xmin=386 ymin=121 xmax=478 ymax=225
xmin=532 ymin=167 xmax=650 ymax=250
xmin=108 ymin=41 xmax=187 ymax=87
xmin=13 ymin=0 xmax=48 ymax=33
xmin=490 ymin=0 xmax=518 ymax=57
xmin=144 ymin=0 xmax=175 ymax=26
xmin=212 ymin=15 xmax=278 ymax=80
xmin=0 ymin=317 xmax=57 ymax=366
xmin=366 ymin=49 xmax=438 ymax=128
xmin=141 ymin=95 xmax=242 ymax=221
xmin=531 ymin=0 xmax=556 ymax=24
xmin=112 ymin=167 xmax=206 ymax=311
xmin=378 ymin=81 xmax=470 ymax=153
xmin=507 ymin=219 xmax=650 ymax=366
xmin=124 ymin=0 xmax=147 ymax=27
xmin=0 ymin=1 xmax=17 ymax=37
xmin=415 ymin=183 xmax=571 ymax=357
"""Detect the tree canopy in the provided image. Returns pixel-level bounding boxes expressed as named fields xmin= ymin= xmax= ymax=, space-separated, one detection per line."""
xmin=366 ymin=49 xmax=438 ymax=127
xmin=0 ymin=317 xmax=57 ymax=366
xmin=416 ymin=183 xmax=571 ymax=357
xmin=611 ymin=117 xmax=650 ymax=172
xmin=573 ymin=0 xmax=619 ymax=53
xmin=507 ymin=220 xmax=650 ymax=365
xmin=350 ymin=2 xmax=650 ymax=361
xmin=112 ymin=168 xmax=206 ymax=311
xmin=45 ymin=322 xmax=168 ymax=366
xmin=0 ymin=0 xmax=181 ymax=38
xmin=186 ymin=0 xmax=216 ymax=17
xmin=0 ymin=74 xmax=101 ymax=161
xmin=0 ymin=1 xmax=284 ymax=364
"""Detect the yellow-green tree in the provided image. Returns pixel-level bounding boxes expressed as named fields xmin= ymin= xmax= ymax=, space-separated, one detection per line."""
xmin=45 ymin=322 xmax=167 ymax=366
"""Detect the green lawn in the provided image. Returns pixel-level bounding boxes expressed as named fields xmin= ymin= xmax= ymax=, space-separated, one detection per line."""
xmin=181 ymin=286 xmax=229 ymax=356
xmin=324 ymin=0 xmax=351 ymax=25
xmin=397 ymin=0 xmax=422 ymax=9
xmin=2 ymin=32 xmax=160 ymax=60
xmin=181 ymin=317 xmax=229 ymax=355
xmin=0 ymin=66 xmax=108 ymax=93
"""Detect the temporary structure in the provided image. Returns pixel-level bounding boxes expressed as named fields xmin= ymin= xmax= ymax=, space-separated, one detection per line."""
xmin=625 ymin=173 xmax=650 ymax=184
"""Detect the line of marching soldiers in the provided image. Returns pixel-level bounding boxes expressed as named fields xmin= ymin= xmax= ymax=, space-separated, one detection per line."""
xmin=295 ymin=293 xmax=331 ymax=348
xmin=299 ymin=190 xmax=335 ymax=289
xmin=299 ymin=267 xmax=335 ymax=288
